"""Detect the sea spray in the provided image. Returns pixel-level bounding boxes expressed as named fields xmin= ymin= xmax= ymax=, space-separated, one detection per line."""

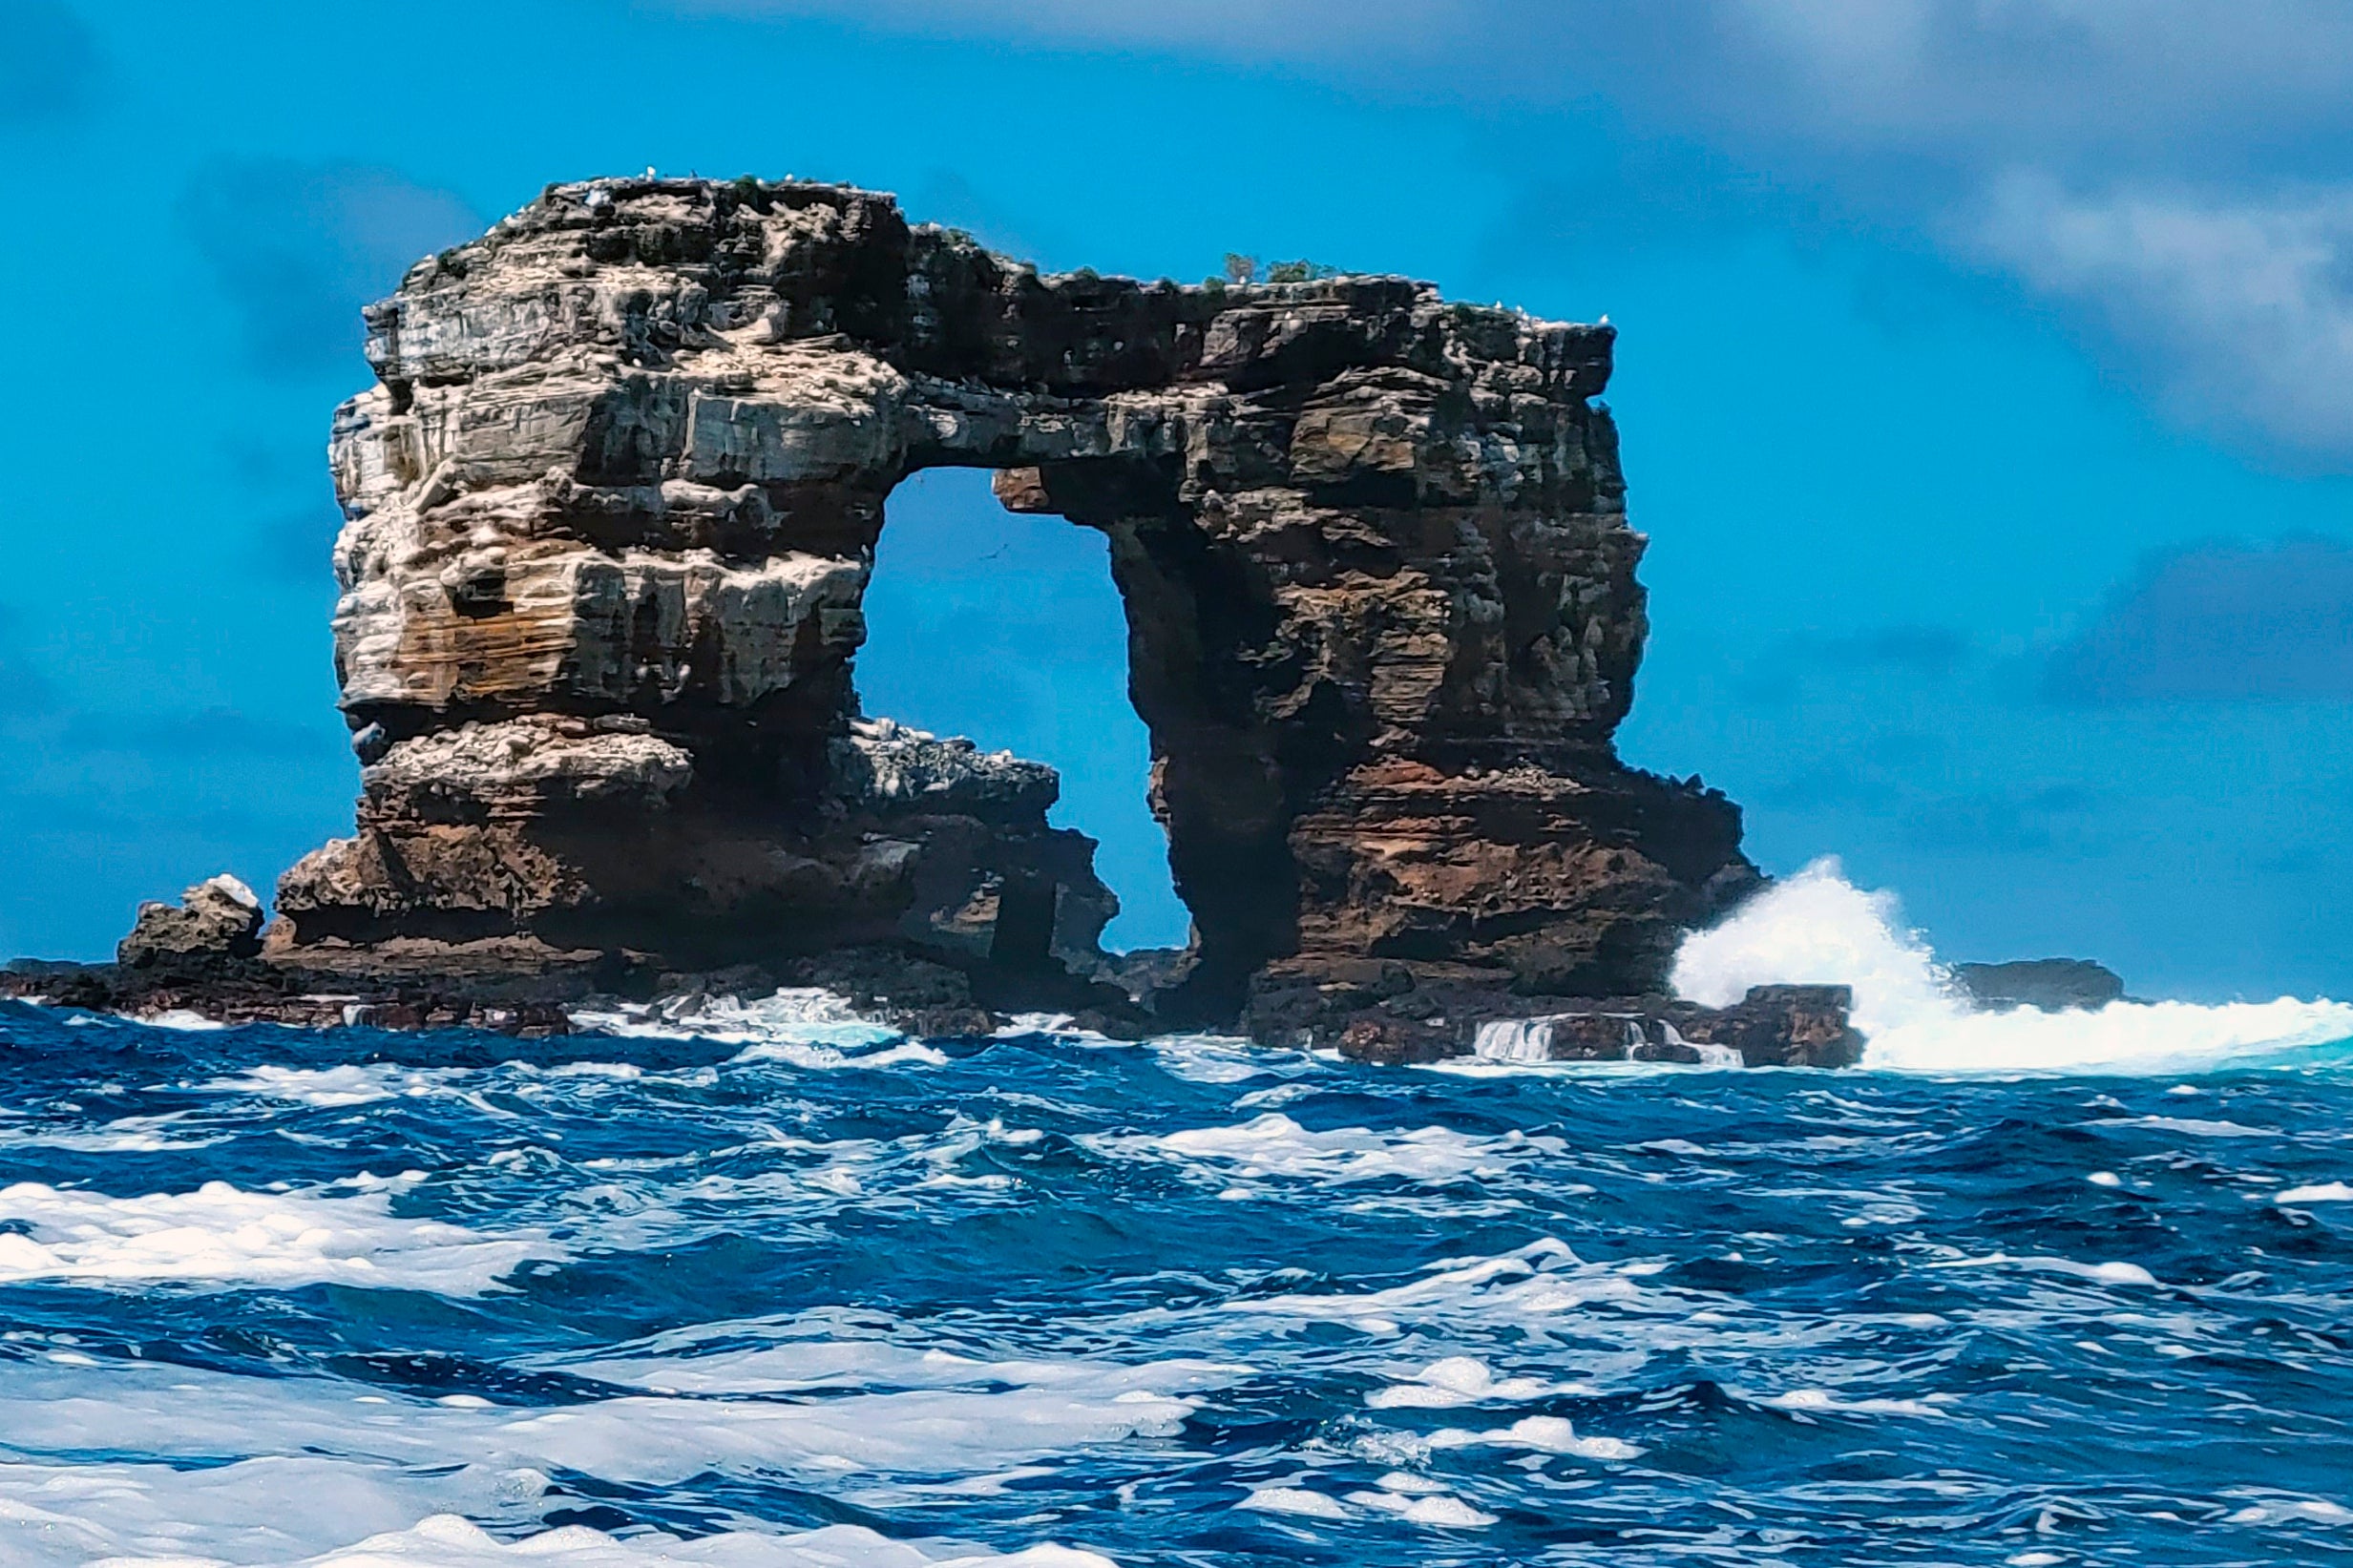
xmin=1671 ymin=857 xmax=2353 ymax=1072
xmin=1670 ymin=858 xmax=1963 ymax=1038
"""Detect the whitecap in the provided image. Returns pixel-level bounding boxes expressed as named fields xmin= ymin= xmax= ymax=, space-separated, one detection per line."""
xmin=1340 ymin=1488 xmax=1498 ymax=1527
xmin=135 ymin=1010 xmax=228 ymax=1032
xmin=2092 ymin=1115 xmax=2277 ymax=1139
xmin=0 ymin=1179 xmax=557 ymax=1294
xmin=0 ymin=1454 xmax=539 ymax=1568
xmin=198 ymin=1065 xmax=455 ymax=1108
xmin=1237 ymin=1486 xmax=1351 ymax=1519
xmin=571 ymin=989 xmax=903 ymax=1052
xmin=1363 ymin=1355 xmax=1579 ymax=1409
xmin=0 ymin=1113 xmax=226 ymax=1153
xmin=559 ymin=1327 xmax=1244 ymax=1402
xmin=726 ymin=1039 xmax=949 ymax=1071
xmin=2223 ymin=1497 xmax=2353 ymax=1526
xmin=1754 ymin=1387 xmax=1950 ymax=1418
xmin=84 ymin=1512 xmax=1123 ymax=1567
xmin=1112 ymin=1114 xmax=1561 ymax=1187
xmin=1425 ymin=1414 xmax=1642 ymax=1461
xmin=0 ymin=1356 xmax=1200 ymax=1490
xmin=2277 ymin=1182 xmax=2353 ymax=1203
xmin=1928 ymin=1252 xmax=2160 ymax=1287
xmin=995 ymin=1013 xmax=1121 ymax=1047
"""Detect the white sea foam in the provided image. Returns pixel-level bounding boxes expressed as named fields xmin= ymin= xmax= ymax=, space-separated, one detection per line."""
xmin=137 ymin=1010 xmax=228 ymax=1032
xmin=2278 ymin=1182 xmax=2353 ymax=1203
xmin=0 ymin=1351 xmax=1201 ymax=1491
xmin=1340 ymin=1488 xmax=1498 ymax=1527
xmin=1425 ymin=1414 xmax=1640 ymax=1461
xmin=2222 ymin=1496 xmax=2353 ymax=1527
xmin=1363 ymin=1355 xmax=1579 ymax=1409
xmin=0 ymin=1113 xmax=224 ymax=1153
xmin=198 ymin=1065 xmax=458 ymax=1107
xmin=727 ymin=1039 xmax=951 ymax=1070
xmin=1237 ymin=1480 xmax=1494 ymax=1528
xmin=571 ymin=990 xmax=906 ymax=1053
xmin=0 ymin=1179 xmax=557 ymax=1294
xmin=1929 ymin=1252 xmax=2160 ymax=1287
xmin=1148 ymin=1034 xmax=1295 ymax=1085
xmin=1671 ymin=859 xmax=1956 ymax=1035
xmin=1232 ymin=1236 xmax=1699 ymax=1339
xmin=559 ymin=1327 xmax=1244 ymax=1402
xmin=1670 ymin=858 xmax=2353 ymax=1074
xmin=996 ymin=1013 xmax=1121 ymax=1047
xmin=1116 ymin=1114 xmax=1562 ymax=1187
xmin=2100 ymin=1115 xmax=2276 ymax=1139
xmin=1237 ymin=1486 xmax=1352 ymax=1520
xmin=76 ymin=1512 xmax=1119 ymax=1567
xmin=1754 ymin=1387 xmax=1952 ymax=1418
xmin=0 ymin=1454 xmax=543 ymax=1568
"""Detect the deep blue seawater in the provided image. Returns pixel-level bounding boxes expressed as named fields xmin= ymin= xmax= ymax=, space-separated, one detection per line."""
xmin=4 ymin=993 xmax=2352 ymax=1566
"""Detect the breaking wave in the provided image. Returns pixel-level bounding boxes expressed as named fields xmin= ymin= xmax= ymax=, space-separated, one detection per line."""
xmin=1671 ymin=858 xmax=2353 ymax=1073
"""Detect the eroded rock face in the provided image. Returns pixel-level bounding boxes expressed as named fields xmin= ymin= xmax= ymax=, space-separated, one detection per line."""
xmin=267 ymin=176 xmax=1763 ymax=1029
xmin=119 ymin=875 xmax=264 ymax=969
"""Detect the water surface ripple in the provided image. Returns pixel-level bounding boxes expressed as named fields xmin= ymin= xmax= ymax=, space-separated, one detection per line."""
xmin=2 ymin=999 xmax=2350 ymax=1565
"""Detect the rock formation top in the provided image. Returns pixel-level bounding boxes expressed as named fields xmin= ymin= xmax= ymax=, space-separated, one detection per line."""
xmin=207 ymin=176 xmax=1764 ymax=1046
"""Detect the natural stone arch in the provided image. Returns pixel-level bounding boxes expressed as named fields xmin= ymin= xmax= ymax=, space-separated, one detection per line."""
xmin=272 ymin=176 xmax=1759 ymax=1035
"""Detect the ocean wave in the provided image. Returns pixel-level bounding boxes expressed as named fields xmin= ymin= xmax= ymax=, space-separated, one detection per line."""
xmin=1671 ymin=858 xmax=2353 ymax=1074
xmin=6 ymin=977 xmax=2352 ymax=1565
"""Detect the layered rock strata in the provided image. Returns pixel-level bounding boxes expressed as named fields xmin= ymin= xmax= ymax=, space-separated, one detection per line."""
xmin=17 ymin=176 xmax=1849 ymax=1061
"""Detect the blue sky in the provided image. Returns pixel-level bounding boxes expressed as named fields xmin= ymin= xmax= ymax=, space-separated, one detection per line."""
xmin=5 ymin=0 xmax=2353 ymax=996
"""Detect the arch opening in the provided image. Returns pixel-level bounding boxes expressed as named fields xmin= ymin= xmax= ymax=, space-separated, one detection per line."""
xmin=854 ymin=467 xmax=1189 ymax=954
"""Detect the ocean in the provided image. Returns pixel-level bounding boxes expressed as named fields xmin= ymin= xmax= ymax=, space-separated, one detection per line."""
xmin=3 ymin=865 xmax=2351 ymax=1566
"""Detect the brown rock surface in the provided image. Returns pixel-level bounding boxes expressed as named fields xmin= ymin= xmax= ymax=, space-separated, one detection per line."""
xmin=118 ymin=875 xmax=265 ymax=969
xmin=67 ymin=176 xmax=1810 ymax=1052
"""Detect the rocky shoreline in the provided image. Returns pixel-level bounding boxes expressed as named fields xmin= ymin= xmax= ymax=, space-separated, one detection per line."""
xmin=3 ymin=872 xmax=1860 ymax=1067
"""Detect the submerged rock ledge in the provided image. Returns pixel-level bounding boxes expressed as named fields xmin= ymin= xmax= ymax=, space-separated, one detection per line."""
xmin=5 ymin=176 xmax=1853 ymax=1066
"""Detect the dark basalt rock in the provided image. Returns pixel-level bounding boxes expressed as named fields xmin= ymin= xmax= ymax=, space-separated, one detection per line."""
xmin=1252 ymin=965 xmax=1863 ymax=1068
xmin=1954 ymin=959 xmax=2125 ymax=1012
xmin=16 ymin=177 xmax=1856 ymax=1067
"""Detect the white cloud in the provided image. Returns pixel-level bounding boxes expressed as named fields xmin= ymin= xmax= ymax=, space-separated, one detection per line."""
xmin=1972 ymin=174 xmax=2353 ymax=457
xmin=1711 ymin=0 xmax=2353 ymax=161
xmin=685 ymin=0 xmax=2353 ymax=160
xmin=677 ymin=0 xmax=2353 ymax=460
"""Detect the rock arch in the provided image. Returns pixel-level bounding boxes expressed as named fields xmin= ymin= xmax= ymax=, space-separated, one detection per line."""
xmin=271 ymin=177 xmax=1759 ymax=1035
